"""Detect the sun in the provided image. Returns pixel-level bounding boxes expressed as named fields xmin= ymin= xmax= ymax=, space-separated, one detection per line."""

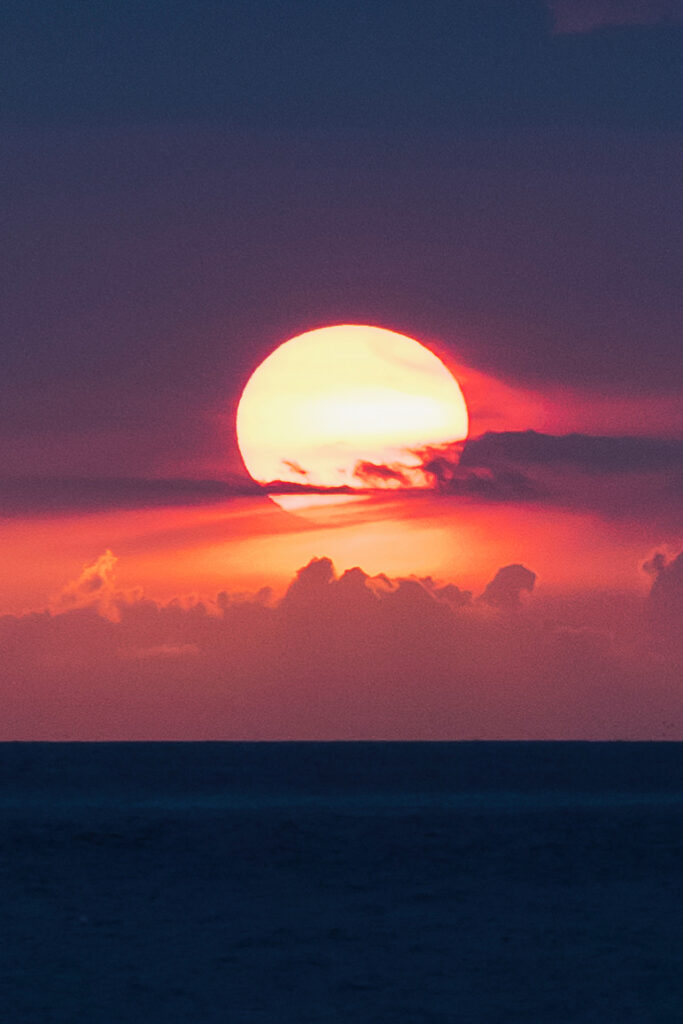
xmin=236 ymin=324 xmax=468 ymax=509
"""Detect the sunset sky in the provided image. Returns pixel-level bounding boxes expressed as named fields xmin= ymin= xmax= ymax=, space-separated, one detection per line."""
xmin=1 ymin=0 xmax=681 ymax=739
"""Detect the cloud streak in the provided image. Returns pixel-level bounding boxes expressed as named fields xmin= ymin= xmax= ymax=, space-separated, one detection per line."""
xmin=2 ymin=431 xmax=681 ymax=527
xmin=460 ymin=431 xmax=683 ymax=474
xmin=0 ymin=475 xmax=363 ymax=518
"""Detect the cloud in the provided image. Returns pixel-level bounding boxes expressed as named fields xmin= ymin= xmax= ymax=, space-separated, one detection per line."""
xmin=281 ymin=557 xmax=472 ymax=617
xmin=419 ymin=455 xmax=541 ymax=502
xmin=0 ymin=475 xmax=366 ymax=518
xmin=648 ymin=550 xmax=683 ymax=607
xmin=643 ymin=552 xmax=669 ymax=577
xmin=2 ymin=550 xmax=681 ymax=740
xmin=0 ymin=477 xmax=260 ymax=517
xmin=51 ymin=549 xmax=122 ymax=621
xmin=283 ymin=556 xmax=337 ymax=601
xmin=645 ymin=551 xmax=683 ymax=650
xmin=282 ymin=460 xmax=309 ymax=478
xmin=353 ymin=461 xmax=411 ymax=487
xmin=480 ymin=565 xmax=537 ymax=610
xmin=548 ymin=0 xmax=683 ymax=34
xmin=460 ymin=431 xmax=683 ymax=474
xmin=411 ymin=431 xmax=683 ymax=524
xmin=3 ymin=430 xmax=681 ymax=527
xmin=415 ymin=431 xmax=683 ymax=493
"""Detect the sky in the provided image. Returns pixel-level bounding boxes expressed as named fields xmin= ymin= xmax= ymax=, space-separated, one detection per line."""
xmin=1 ymin=0 xmax=682 ymax=739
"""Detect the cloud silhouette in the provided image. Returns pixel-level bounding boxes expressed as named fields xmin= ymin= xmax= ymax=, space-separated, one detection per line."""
xmin=643 ymin=552 xmax=669 ymax=577
xmin=282 ymin=556 xmax=338 ymax=606
xmin=410 ymin=431 xmax=683 ymax=524
xmin=420 ymin=459 xmax=541 ymax=501
xmin=281 ymin=557 xmax=472 ymax=621
xmin=479 ymin=565 xmax=537 ymax=610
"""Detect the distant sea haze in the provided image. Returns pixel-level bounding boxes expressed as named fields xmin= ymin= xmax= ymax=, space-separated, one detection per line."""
xmin=3 ymin=742 xmax=683 ymax=1022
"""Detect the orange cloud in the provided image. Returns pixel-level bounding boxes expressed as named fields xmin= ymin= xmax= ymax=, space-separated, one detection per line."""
xmin=51 ymin=550 xmax=123 ymax=621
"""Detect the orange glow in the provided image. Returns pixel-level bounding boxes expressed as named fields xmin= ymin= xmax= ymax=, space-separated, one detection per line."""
xmin=236 ymin=324 xmax=468 ymax=508
xmin=0 ymin=494 xmax=660 ymax=621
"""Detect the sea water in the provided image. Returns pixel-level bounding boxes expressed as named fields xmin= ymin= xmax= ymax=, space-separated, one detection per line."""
xmin=2 ymin=742 xmax=683 ymax=1022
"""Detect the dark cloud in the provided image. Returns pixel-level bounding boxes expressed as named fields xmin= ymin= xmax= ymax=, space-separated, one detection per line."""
xmin=643 ymin=552 xmax=669 ymax=577
xmin=420 ymin=455 xmax=541 ymax=502
xmin=411 ymin=431 xmax=683 ymax=524
xmin=480 ymin=565 xmax=537 ymax=610
xmin=4 ymin=428 xmax=681 ymax=520
xmin=282 ymin=460 xmax=309 ymax=479
xmin=460 ymin=431 xmax=683 ymax=474
xmin=353 ymin=462 xmax=411 ymax=487
xmin=284 ymin=556 xmax=337 ymax=599
xmin=281 ymin=557 xmax=471 ymax=622
xmin=649 ymin=550 xmax=683 ymax=607
xmin=0 ymin=476 xmax=365 ymax=518
xmin=0 ymin=477 xmax=259 ymax=517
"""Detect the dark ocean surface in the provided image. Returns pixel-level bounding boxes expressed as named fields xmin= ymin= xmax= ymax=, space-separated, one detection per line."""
xmin=2 ymin=742 xmax=683 ymax=1022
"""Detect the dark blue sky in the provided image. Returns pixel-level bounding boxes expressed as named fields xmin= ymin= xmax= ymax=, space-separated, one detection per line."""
xmin=2 ymin=0 xmax=681 ymax=478
xmin=2 ymin=1 xmax=680 ymax=129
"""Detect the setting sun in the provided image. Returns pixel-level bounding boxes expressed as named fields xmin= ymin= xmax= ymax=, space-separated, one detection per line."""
xmin=236 ymin=324 xmax=469 ymax=506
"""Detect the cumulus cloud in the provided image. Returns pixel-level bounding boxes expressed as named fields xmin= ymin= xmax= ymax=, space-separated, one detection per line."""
xmin=281 ymin=557 xmax=472 ymax=619
xmin=480 ymin=565 xmax=537 ymax=610
xmin=1 ymin=549 xmax=681 ymax=740
xmin=285 ymin=555 xmax=336 ymax=597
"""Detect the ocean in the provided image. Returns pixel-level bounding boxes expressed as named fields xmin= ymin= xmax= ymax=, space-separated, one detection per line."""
xmin=2 ymin=742 xmax=683 ymax=1022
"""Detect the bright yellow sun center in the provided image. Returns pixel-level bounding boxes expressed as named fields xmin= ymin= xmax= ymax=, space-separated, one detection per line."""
xmin=236 ymin=324 xmax=468 ymax=508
